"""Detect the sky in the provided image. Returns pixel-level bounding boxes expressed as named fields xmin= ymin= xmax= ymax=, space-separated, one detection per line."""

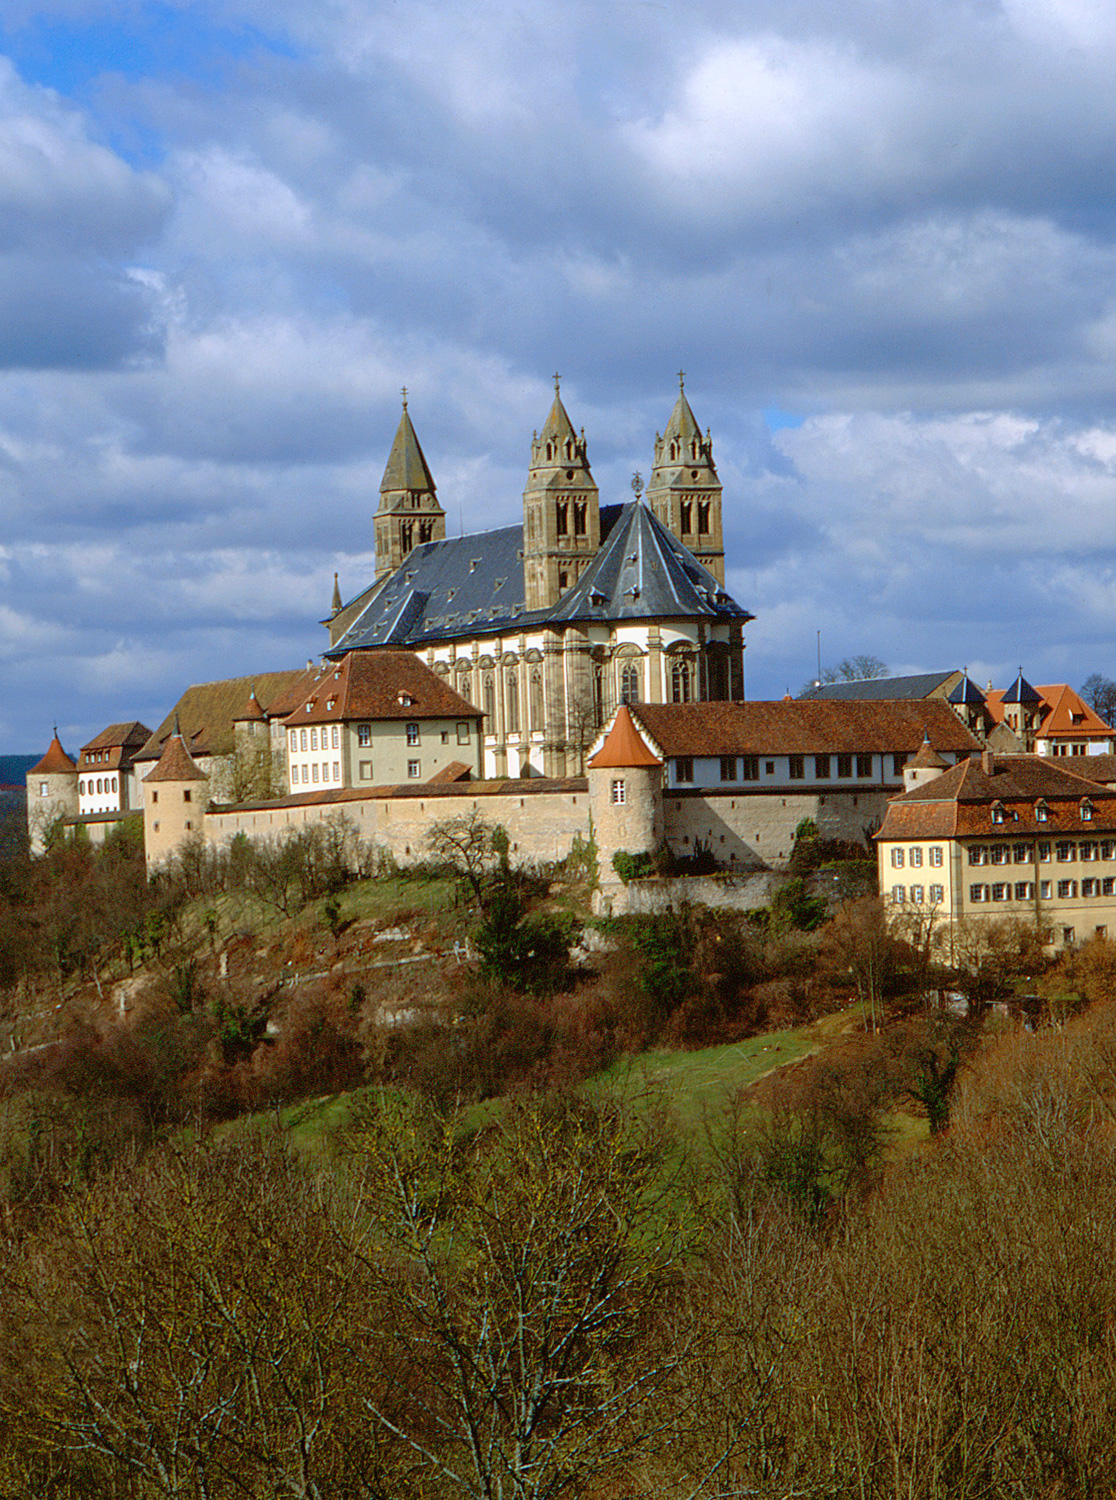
xmin=5 ymin=0 xmax=1116 ymax=751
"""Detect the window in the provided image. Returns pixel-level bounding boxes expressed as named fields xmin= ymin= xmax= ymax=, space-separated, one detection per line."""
xmin=408 ymin=759 xmax=421 ymax=778
xmin=765 ymin=760 xmax=775 ymax=775
xmin=611 ymin=779 xmax=626 ymax=805
xmin=151 ymin=791 xmax=158 ymax=805
xmin=1081 ymin=801 xmax=1094 ymax=821
xmin=892 ymin=753 xmax=908 ymax=776
xmin=1040 ymin=880 xmax=1052 ymax=899
xmin=184 ymin=821 xmax=192 ymax=831
xmin=837 ymin=754 xmax=853 ymax=778
xmin=332 ymin=726 xmax=339 ymax=749
xmin=96 ymin=779 xmax=102 ymax=794
xmin=556 ymin=501 xmax=568 ymax=536
xmin=358 ymin=724 xmax=372 ymax=747
xmin=531 ymin=670 xmax=544 ymax=724
xmin=991 ymin=883 xmax=1008 ymax=901
xmin=457 ymin=721 xmax=470 ymax=744
xmin=1039 ymin=842 xmax=1051 ymax=862
xmin=890 ymin=848 xmax=905 ymax=869
xmin=1105 ymin=878 xmax=1115 ymax=896
xmin=991 ymin=803 xmax=1006 ymax=825
xmin=929 ymin=883 xmax=944 ymax=903
xmin=1081 ymin=842 xmax=1098 ymax=861
xmin=483 ymin=674 xmax=495 ymax=724
xmin=1013 ymin=844 xmax=1033 ymax=864
xmin=1035 ymin=801 xmax=1049 ymax=822
xmin=789 ymin=755 xmax=805 ymax=780
xmin=289 ymin=730 xmax=297 ymax=751
xmin=680 ymin=500 xmax=692 ymax=533
xmin=909 ymin=847 xmax=923 ymax=868
xmin=970 ymin=884 xmax=988 ymax=902
xmin=675 ymin=757 xmax=694 ymax=784
xmin=671 ymin=660 xmax=692 ymax=704
xmin=1103 ymin=841 xmax=1115 ymax=861
xmin=301 ymin=765 xmax=309 ymax=784
xmin=573 ymin=501 xmax=587 ymax=537
xmin=969 ymin=846 xmax=987 ymax=866
xmin=697 ymin=500 xmax=710 ymax=535
xmin=359 ymin=761 xmax=372 ymax=780
xmin=1083 ymin=878 xmax=1098 ymax=897
xmin=1015 ymin=882 xmax=1034 ymax=900
xmin=990 ymin=845 xmax=1007 ymax=865
xmin=893 ymin=885 xmax=906 ymax=903
xmin=1058 ymin=879 xmax=1077 ymax=899
xmin=312 ymin=764 xmax=319 ymax=783
xmin=406 ymin=723 xmax=420 ymax=746
xmin=620 ymin=662 xmax=641 ymax=704
xmin=310 ymin=727 xmax=318 ymax=751
xmin=720 ymin=756 xmax=737 ymax=782
xmin=814 ymin=755 xmax=831 ymax=779
xmin=911 ymin=885 xmax=925 ymax=904
xmin=930 ymin=846 xmax=943 ymax=868
xmin=333 ymin=762 xmax=340 ymax=781
xmin=78 ymin=782 xmax=84 ymax=796
xmin=183 ymin=790 xmax=191 ymax=803
xmin=300 ymin=729 xmax=308 ymax=751
xmin=442 ymin=731 xmax=449 ymax=743
xmin=1063 ymin=927 xmax=1076 ymax=946
xmin=1056 ymin=842 xmax=1076 ymax=862
xmin=506 ymin=672 xmax=519 ymax=733
xmin=856 ymin=754 xmax=873 ymax=778
xmin=742 ymin=756 xmax=759 ymax=781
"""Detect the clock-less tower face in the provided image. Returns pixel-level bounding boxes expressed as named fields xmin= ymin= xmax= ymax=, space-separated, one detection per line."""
xmin=521 ymin=380 xmax=600 ymax=611
xmin=644 ymin=377 xmax=725 ymax=587
xmin=374 ymin=398 xmax=446 ymax=580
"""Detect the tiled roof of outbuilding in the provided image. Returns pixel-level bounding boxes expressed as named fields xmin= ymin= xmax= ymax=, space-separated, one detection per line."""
xmin=631 ymin=699 xmax=978 ymax=758
xmin=80 ymin=722 xmax=152 ymax=754
xmin=876 ymin=754 xmax=1116 ymax=840
xmin=283 ymin=651 xmax=481 ymax=727
xmin=136 ymin=668 xmax=319 ymax=763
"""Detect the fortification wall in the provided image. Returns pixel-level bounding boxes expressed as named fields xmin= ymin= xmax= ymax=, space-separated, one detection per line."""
xmin=595 ymin=869 xmax=775 ymax=917
xmin=662 ymin=788 xmax=890 ymax=869
xmin=204 ymin=782 xmax=591 ymax=868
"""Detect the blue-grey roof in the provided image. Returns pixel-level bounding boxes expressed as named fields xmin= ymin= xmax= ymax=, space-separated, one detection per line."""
xmin=1001 ymin=671 xmax=1041 ymax=704
xmin=947 ymin=674 xmax=987 ymax=706
xmin=328 ymin=501 xmax=751 ymax=655
xmin=802 ymin=672 xmax=955 ymax=702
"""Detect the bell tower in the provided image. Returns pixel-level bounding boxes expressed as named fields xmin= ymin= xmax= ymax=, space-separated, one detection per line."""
xmin=374 ymin=391 xmax=446 ymax=580
xmin=522 ymin=376 xmax=600 ymax=610
xmin=644 ymin=373 xmax=725 ymax=585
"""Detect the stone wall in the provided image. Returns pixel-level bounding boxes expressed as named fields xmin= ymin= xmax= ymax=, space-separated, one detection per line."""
xmin=594 ymin=869 xmax=776 ymax=917
xmin=662 ymin=788 xmax=888 ymax=869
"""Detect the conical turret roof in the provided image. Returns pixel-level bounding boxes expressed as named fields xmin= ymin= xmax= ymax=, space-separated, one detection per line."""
xmin=661 ymin=386 xmax=702 ymax=447
xmin=233 ymin=686 xmax=266 ymax=723
xmin=30 ymin=733 xmax=75 ymax=775
xmin=908 ymin=734 xmax=948 ymax=770
xmin=589 ymin=705 xmax=661 ymax=769
xmin=144 ymin=727 xmax=208 ymax=783
xmin=380 ymin=403 xmax=437 ymax=495
xmin=537 ymin=378 xmax=578 ymax=448
xmin=947 ymin=673 xmax=986 ymax=707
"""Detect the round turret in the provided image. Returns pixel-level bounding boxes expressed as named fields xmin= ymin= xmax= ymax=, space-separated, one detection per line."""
xmin=903 ymin=734 xmax=949 ymax=793
xmin=26 ymin=731 xmax=78 ymax=853
xmin=587 ymin=706 xmax=663 ymax=882
xmin=143 ymin=722 xmax=209 ymax=870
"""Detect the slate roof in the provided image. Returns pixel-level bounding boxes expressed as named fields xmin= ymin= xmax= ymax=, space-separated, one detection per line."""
xmin=1001 ymin=670 xmax=1041 ymax=704
xmin=30 ymin=735 xmax=76 ymax=775
xmin=947 ymin=673 xmax=987 ymax=706
xmin=876 ymin=754 xmax=1116 ymax=840
xmin=381 ymin=405 xmax=437 ymax=494
xmin=631 ymin=699 xmax=978 ymax=759
xmin=136 ymin=669 xmax=320 ymax=764
xmin=801 ymin=672 xmax=957 ymax=702
xmin=283 ymin=651 xmax=482 ymax=728
xmin=329 ymin=501 xmax=750 ymax=656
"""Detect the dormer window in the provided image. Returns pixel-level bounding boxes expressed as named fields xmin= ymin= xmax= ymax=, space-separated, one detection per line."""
xmin=1035 ymin=800 xmax=1049 ymax=823
xmin=991 ymin=801 xmax=1006 ymax=825
xmin=1081 ymin=799 xmax=1095 ymax=822
xmin=398 ymin=693 xmax=414 ymax=707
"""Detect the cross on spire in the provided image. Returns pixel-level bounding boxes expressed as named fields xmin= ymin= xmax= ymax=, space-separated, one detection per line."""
xmin=678 ymin=368 xmax=685 ymax=392
xmin=553 ymin=372 xmax=561 ymax=394
xmin=401 ymin=385 xmax=408 ymax=409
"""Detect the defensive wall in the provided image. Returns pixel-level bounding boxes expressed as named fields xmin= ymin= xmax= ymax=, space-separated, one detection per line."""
xmin=663 ymin=787 xmax=890 ymax=868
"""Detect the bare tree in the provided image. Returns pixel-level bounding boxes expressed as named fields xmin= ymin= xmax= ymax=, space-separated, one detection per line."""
xmin=821 ymin=654 xmax=889 ymax=684
xmin=425 ymin=808 xmax=501 ymax=905
xmin=1081 ymin=673 xmax=1116 ymax=725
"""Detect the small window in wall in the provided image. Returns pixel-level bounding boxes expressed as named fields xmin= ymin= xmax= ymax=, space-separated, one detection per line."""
xmin=856 ymin=754 xmax=873 ymax=778
xmin=300 ymin=729 xmax=308 ymax=751
xmin=893 ymin=885 xmax=906 ymax=903
xmin=333 ymin=762 xmax=340 ymax=781
xmin=814 ymin=755 xmax=830 ymax=779
xmin=111 ymin=777 xmax=117 ymax=792
xmin=837 ymin=754 xmax=853 ymax=778
xmin=359 ymin=762 xmax=372 ymax=780
xmin=611 ymin=779 xmax=626 ymax=805
xmin=183 ymin=790 xmax=191 ymax=803
xmin=671 ymin=660 xmax=692 ymax=704
xmin=720 ymin=757 xmax=737 ymax=782
xmin=891 ymin=848 xmax=905 ymax=869
xmin=457 ymin=721 xmax=470 ymax=744
xmin=151 ymin=791 xmax=158 ymax=805
xmin=358 ymin=724 xmax=372 ymax=747
xmin=574 ymin=501 xmax=587 ymax=537
xmin=789 ymin=755 xmax=805 ymax=780
xmin=312 ymin=764 xmax=320 ymax=783
xmin=765 ymin=760 xmax=775 ymax=776
xmin=680 ymin=500 xmax=692 ymax=534
xmin=185 ymin=820 xmax=192 ymax=832
xmin=970 ymin=884 xmax=988 ymax=902
xmin=675 ymin=757 xmax=694 ymax=784
xmin=892 ymin=753 xmax=908 ymax=775
xmin=742 ymin=756 xmax=759 ymax=781
xmin=332 ymin=725 xmax=339 ymax=749
xmin=310 ymin=728 xmax=318 ymax=751
xmin=406 ymin=722 xmax=420 ymax=746
xmin=408 ymin=759 xmax=421 ymax=778
xmin=506 ymin=671 xmax=519 ymax=733
xmin=620 ymin=663 xmax=641 ymax=705
xmin=930 ymin=846 xmax=943 ymax=867
xmin=910 ymin=847 xmax=923 ymax=867
xmin=556 ymin=501 xmax=568 ymax=537
xmin=697 ymin=500 xmax=710 ymax=535
xmin=930 ymin=883 xmax=944 ymax=903
xmin=911 ymin=885 xmax=925 ymax=904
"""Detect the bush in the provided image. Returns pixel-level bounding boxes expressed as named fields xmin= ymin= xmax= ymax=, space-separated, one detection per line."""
xmin=611 ymin=850 xmax=654 ymax=884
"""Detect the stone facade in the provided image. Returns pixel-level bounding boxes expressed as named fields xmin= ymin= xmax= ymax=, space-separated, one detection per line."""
xmin=25 ymin=733 xmax=78 ymax=854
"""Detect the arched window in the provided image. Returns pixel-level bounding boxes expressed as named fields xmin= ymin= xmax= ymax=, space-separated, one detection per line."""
xmin=530 ymin=669 xmax=544 ymax=728
xmin=506 ymin=670 xmax=519 ymax=733
xmin=671 ymin=659 xmax=692 ymax=704
xmin=483 ymin=674 xmax=495 ymax=725
xmin=400 ymin=520 xmax=413 ymax=553
xmin=620 ymin=662 xmax=641 ymax=704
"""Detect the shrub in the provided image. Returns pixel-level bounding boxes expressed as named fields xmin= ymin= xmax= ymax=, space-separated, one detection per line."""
xmin=611 ymin=850 xmax=654 ymax=884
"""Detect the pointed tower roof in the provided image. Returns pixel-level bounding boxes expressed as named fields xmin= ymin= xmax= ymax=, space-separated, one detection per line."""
xmin=538 ymin=374 xmax=578 ymax=447
xmin=589 ymin=705 xmax=661 ymax=769
xmin=331 ymin=572 xmax=343 ymax=616
xmin=661 ymin=372 xmax=703 ymax=448
xmin=30 ymin=732 xmax=76 ymax=776
xmin=144 ymin=725 xmax=208 ymax=783
xmin=909 ymin=733 xmax=948 ymax=770
xmin=1002 ymin=669 xmax=1042 ymax=705
xmin=380 ymin=399 xmax=437 ymax=495
xmin=233 ymin=686 xmax=266 ymax=723
xmin=947 ymin=672 xmax=987 ymax=707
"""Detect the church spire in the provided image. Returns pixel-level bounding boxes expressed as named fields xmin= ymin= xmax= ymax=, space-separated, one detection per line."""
xmin=645 ymin=375 xmax=725 ymax=586
xmin=522 ymin=376 xmax=599 ymax=611
xmin=374 ymin=393 xmax=446 ymax=580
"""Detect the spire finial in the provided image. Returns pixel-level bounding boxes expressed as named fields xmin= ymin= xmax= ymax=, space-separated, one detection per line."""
xmin=678 ymin=368 xmax=685 ymax=392
xmin=401 ymin=385 xmax=408 ymax=410
xmin=631 ymin=470 xmax=644 ymax=499
xmin=172 ymin=711 xmax=181 ymax=738
xmin=553 ymin=372 xmax=561 ymax=395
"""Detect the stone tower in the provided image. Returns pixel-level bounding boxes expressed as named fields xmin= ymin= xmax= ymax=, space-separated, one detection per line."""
xmin=645 ymin=374 xmax=725 ymax=586
xmin=374 ymin=395 xmax=446 ymax=580
xmin=588 ymin=705 xmax=664 ymax=898
xmin=26 ymin=731 xmax=78 ymax=854
xmin=522 ymin=377 xmax=600 ymax=610
xmin=902 ymin=733 xmax=949 ymax=793
xmin=143 ymin=721 xmax=209 ymax=871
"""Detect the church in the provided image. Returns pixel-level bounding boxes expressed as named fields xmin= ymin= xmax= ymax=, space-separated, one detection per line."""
xmin=325 ymin=378 xmax=753 ymax=778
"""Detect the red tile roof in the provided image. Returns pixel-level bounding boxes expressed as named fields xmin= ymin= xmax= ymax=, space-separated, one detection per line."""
xmin=144 ymin=735 xmax=209 ymax=783
xmin=589 ymin=706 xmax=661 ymax=768
xmin=30 ymin=735 xmax=76 ymax=775
xmin=985 ymin=684 xmax=1113 ymax=741
xmin=876 ymin=754 xmax=1116 ymax=839
xmin=215 ymin=776 xmax=587 ymax=812
xmin=282 ymin=651 xmax=482 ymax=728
xmin=631 ymin=699 xmax=978 ymax=757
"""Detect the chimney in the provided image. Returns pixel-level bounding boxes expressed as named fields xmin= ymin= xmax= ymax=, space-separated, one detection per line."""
xmin=982 ymin=748 xmax=994 ymax=776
